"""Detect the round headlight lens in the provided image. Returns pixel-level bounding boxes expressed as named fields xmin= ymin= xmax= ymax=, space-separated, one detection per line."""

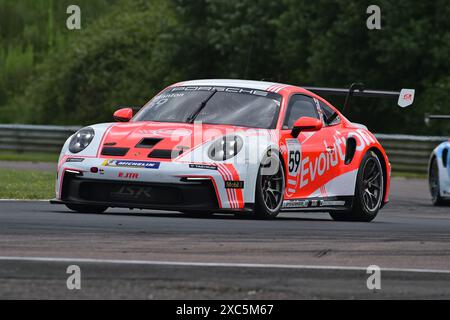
xmin=69 ymin=127 xmax=95 ymax=153
xmin=208 ymin=135 xmax=243 ymax=161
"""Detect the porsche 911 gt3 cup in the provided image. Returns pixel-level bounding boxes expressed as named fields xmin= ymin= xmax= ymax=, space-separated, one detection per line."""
xmin=51 ymin=79 xmax=414 ymax=221
xmin=426 ymin=115 xmax=450 ymax=205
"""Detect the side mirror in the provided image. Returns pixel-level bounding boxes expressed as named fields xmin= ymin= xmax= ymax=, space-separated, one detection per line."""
xmin=291 ymin=117 xmax=323 ymax=138
xmin=113 ymin=108 xmax=133 ymax=122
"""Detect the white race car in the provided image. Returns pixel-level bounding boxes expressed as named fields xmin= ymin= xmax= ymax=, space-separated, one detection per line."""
xmin=427 ymin=115 xmax=450 ymax=205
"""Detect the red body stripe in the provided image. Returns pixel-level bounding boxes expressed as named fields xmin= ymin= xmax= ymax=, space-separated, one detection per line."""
xmin=217 ymin=165 xmax=234 ymax=208
xmin=223 ymin=163 xmax=244 ymax=209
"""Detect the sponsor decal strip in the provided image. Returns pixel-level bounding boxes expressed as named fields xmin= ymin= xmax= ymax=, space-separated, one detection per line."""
xmin=218 ymin=164 xmax=234 ymax=208
xmin=183 ymin=162 xmax=238 ymax=209
xmin=222 ymin=164 xmax=238 ymax=208
xmin=217 ymin=164 xmax=235 ymax=208
xmin=225 ymin=181 xmax=245 ymax=189
xmin=222 ymin=163 xmax=244 ymax=209
xmin=103 ymin=160 xmax=161 ymax=169
xmin=283 ymin=198 xmax=347 ymax=209
xmin=59 ymin=154 xmax=100 ymax=173
xmin=320 ymin=200 xmax=346 ymax=206
xmin=189 ymin=164 xmax=218 ymax=170
xmin=219 ymin=164 xmax=235 ymax=208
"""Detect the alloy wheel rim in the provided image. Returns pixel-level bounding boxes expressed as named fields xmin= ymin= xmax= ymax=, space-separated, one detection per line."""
xmin=362 ymin=158 xmax=383 ymax=212
xmin=261 ymin=161 xmax=284 ymax=211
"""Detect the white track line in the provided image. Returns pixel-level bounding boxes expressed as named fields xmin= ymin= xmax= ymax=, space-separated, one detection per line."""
xmin=0 ymin=256 xmax=449 ymax=274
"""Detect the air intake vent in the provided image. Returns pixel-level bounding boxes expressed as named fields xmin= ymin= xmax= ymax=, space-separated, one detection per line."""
xmin=136 ymin=138 xmax=163 ymax=148
xmin=149 ymin=149 xmax=184 ymax=159
xmin=101 ymin=147 xmax=129 ymax=156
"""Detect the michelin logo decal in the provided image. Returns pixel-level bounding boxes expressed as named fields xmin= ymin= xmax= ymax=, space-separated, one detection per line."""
xmin=103 ymin=160 xmax=160 ymax=169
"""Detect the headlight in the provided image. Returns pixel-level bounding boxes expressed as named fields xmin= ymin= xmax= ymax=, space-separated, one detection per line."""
xmin=208 ymin=135 xmax=243 ymax=161
xmin=69 ymin=127 xmax=95 ymax=153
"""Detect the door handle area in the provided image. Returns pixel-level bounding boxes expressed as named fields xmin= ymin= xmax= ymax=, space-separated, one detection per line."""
xmin=326 ymin=146 xmax=335 ymax=153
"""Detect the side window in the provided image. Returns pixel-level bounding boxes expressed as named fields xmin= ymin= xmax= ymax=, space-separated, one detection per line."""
xmin=283 ymin=95 xmax=319 ymax=129
xmin=319 ymin=101 xmax=340 ymax=126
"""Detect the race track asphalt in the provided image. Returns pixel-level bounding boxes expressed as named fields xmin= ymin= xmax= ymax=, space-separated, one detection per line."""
xmin=1 ymin=177 xmax=450 ymax=299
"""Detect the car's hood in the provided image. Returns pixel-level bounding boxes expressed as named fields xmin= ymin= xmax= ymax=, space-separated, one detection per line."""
xmin=98 ymin=121 xmax=262 ymax=161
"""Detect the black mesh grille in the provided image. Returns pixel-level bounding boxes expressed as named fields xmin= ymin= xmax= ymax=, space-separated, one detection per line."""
xmin=136 ymin=138 xmax=163 ymax=148
xmin=148 ymin=149 xmax=183 ymax=159
xmin=79 ymin=181 xmax=183 ymax=204
xmin=101 ymin=147 xmax=129 ymax=156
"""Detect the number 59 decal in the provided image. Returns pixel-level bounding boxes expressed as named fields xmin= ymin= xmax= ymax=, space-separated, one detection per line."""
xmin=289 ymin=150 xmax=301 ymax=173
xmin=285 ymin=139 xmax=302 ymax=195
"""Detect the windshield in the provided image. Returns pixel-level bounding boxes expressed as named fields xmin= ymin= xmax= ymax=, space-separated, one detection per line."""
xmin=134 ymin=86 xmax=282 ymax=129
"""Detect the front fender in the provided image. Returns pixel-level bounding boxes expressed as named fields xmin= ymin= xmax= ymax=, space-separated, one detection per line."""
xmin=430 ymin=141 xmax=450 ymax=197
xmin=58 ymin=123 xmax=114 ymax=165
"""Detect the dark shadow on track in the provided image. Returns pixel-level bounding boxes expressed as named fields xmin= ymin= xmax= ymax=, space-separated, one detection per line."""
xmin=51 ymin=209 xmax=334 ymax=222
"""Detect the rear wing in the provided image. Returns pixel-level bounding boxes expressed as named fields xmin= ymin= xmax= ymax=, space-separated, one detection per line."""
xmin=425 ymin=114 xmax=450 ymax=126
xmin=303 ymin=83 xmax=415 ymax=114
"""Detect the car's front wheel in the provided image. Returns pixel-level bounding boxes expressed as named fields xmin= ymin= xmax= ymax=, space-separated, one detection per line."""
xmin=429 ymin=157 xmax=448 ymax=206
xmin=66 ymin=204 xmax=108 ymax=214
xmin=254 ymin=152 xmax=285 ymax=219
xmin=330 ymin=151 xmax=384 ymax=222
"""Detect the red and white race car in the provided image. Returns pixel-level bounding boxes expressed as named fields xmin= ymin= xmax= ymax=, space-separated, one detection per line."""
xmin=51 ymin=79 xmax=414 ymax=221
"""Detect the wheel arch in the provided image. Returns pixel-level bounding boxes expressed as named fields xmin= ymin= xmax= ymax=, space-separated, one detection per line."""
xmin=367 ymin=146 xmax=389 ymax=206
xmin=429 ymin=154 xmax=437 ymax=174
xmin=253 ymin=146 xmax=286 ymax=218
xmin=259 ymin=146 xmax=287 ymax=175
xmin=272 ymin=147 xmax=287 ymax=178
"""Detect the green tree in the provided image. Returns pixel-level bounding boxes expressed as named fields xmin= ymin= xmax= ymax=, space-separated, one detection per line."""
xmin=7 ymin=0 xmax=182 ymax=125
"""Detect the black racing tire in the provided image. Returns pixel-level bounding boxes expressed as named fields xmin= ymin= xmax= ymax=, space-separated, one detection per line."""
xmin=65 ymin=204 xmax=108 ymax=214
xmin=181 ymin=211 xmax=215 ymax=218
xmin=429 ymin=157 xmax=448 ymax=206
xmin=330 ymin=151 xmax=384 ymax=222
xmin=254 ymin=152 xmax=285 ymax=219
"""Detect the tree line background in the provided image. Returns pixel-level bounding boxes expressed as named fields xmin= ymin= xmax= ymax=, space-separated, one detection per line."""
xmin=0 ymin=0 xmax=449 ymax=134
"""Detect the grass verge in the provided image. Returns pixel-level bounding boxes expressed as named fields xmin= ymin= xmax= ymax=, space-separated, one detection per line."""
xmin=0 ymin=151 xmax=59 ymax=163
xmin=0 ymin=168 xmax=55 ymax=199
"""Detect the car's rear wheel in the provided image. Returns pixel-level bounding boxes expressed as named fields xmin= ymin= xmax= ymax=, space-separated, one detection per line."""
xmin=429 ymin=157 xmax=447 ymax=206
xmin=330 ymin=151 xmax=384 ymax=222
xmin=65 ymin=204 xmax=108 ymax=214
xmin=254 ymin=152 xmax=285 ymax=219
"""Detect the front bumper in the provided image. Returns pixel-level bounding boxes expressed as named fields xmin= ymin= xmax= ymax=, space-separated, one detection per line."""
xmin=55 ymin=157 xmax=250 ymax=211
xmin=53 ymin=173 xmax=224 ymax=211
